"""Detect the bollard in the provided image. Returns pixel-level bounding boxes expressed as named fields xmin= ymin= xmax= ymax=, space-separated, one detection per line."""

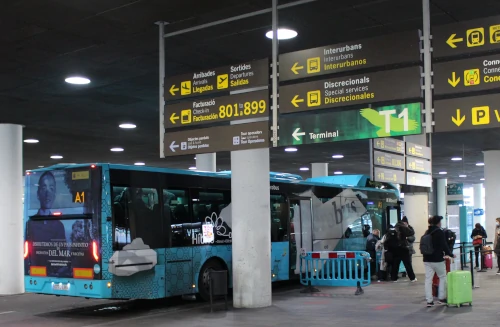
xmin=354 ymin=281 xmax=364 ymax=296
xmin=469 ymin=250 xmax=475 ymax=289
xmin=460 ymin=245 xmax=464 ymax=270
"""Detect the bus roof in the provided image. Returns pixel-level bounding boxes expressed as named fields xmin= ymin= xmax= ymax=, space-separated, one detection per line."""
xmin=27 ymin=163 xmax=398 ymax=194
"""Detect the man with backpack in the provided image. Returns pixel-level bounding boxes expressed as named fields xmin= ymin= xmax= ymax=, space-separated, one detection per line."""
xmin=420 ymin=215 xmax=454 ymax=307
xmin=384 ymin=221 xmax=417 ymax=282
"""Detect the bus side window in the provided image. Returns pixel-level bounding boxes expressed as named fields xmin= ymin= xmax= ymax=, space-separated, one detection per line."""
xmin=163 ymin=189 xmax=190 ymax=247
xmin=270 ymin=194 xmax=288 ymax=242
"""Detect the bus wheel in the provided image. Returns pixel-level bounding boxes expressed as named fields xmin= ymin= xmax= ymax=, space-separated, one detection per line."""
xmin=197 ymin=259 xmax=224 ymax=302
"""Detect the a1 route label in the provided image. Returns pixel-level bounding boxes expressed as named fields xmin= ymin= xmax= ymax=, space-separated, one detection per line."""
xmin=434 ymin=94 xmax=500 ymax=132
xmin=278 ymin=103 xmax=422 ymax=146
xmin=165 ymin=90 xmax=269 ymax=129
xmin=279 ymin=67 xmax=422 ymax=114
xmin=434 ymin=54 xmax=500 ymax=95
xmin=279 ymin=31 xmax=420 ymax=81
xmin=164 ymin=59 xmax=269 ymax=101
xmin=434 ymin=15 xmax=500 ymax=58
xmin=164 ymin=121 xmax=269 ymax=157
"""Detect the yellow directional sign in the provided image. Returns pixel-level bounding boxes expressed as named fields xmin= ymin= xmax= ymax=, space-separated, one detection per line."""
xmin=306 ymin=90 xmax=321 ymax=107
xmin=169 ymin=85 xmax=179 ymax=96
xmin=434 ymin=94 xmax=500 ymax=132
xmin=170 ymin=112 xmax=180 ymax=124
xmin=291 ymin=95 xmax=304 ymax=108
xmin=291 ymin=62 xmax=304 ymax=75
xmin=451 ymin=109 xmax=465 ymax=126
xmin=434 ymin=16 xmax=500 ymax=58
xmin=180 ymin=81 xmax=191 ymax=95
xmin=464 ymin=69 xmax=480 ymax=86
xmin=448 ymin=72 xmax=460 ymax=87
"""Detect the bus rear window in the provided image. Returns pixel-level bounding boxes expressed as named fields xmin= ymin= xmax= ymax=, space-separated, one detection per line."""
xmin=26 ymin=168 xmax=93 ymax=216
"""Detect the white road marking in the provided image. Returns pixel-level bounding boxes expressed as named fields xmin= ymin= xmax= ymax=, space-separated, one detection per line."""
xmin=0 ymin=311 xmax=15 ymax=315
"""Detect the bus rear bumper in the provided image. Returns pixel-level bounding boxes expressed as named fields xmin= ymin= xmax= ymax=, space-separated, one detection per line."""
xmin=24 ymin=276 xmax=112 ymax=298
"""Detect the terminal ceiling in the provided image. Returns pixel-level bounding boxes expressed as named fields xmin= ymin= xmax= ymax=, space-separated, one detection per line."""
xmin=1 ymin=0 xmax=499 ymax=185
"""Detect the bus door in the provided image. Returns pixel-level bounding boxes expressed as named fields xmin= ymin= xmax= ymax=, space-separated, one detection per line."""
xmin=289 ymin=197 xmax=313 ymax=277
xmin=386 ymin=205 xmax=402 ymax=228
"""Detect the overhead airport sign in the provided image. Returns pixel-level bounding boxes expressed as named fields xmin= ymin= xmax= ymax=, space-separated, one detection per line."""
xmin=434 ymin=94 xmax=500 ymax=132
xmin=373 ymin=150 xmax=405 ymax=170
xmin=405 ymin=142 xmax=431 ymax=160
xmin=278 ymin=103 xmax=421 ymax=146
xmin=374 ymin=167 xmax=406 ymax=184
xmin=165 ymin=90 xmax=269 ymax=129
xmin=279 ymin=67 xmax=422 ymax=114
xmin=434 ymin=15 xmax=500 ymax=58
xmin=406 ymin=156 xmax=432 ymax=174
xmin=406 ymin=172 xmax=432 ymax=188
xmin=373 ymin=137 xmax=405 ymax=154
xmin=279 ymin=31 xmax=421 ymax=81
xmin=164 ymin=121 xmax=269 ymax=157
xmin=434 ymin=54 xmax=500 ymax=95
xmin=164 ymin=59 xmax=269 ymax=101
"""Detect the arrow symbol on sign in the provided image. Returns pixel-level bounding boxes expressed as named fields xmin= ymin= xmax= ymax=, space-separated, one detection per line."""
xmin=446 ymin=34 xmax=463 ymax=48
xmin=170 ymin=113 xmax=179 ymax=124
xmin=169 ymin=85 xmax=179 ymax=96
xmin=291 ymin=95 xmax=304 ymax=108
xmin=291 ymin=62 xmax=304 ymax=75
xmin=169 ymin=141 xmax=179 ymax=152
xmin=451 ymin=109 xmax=466 ymax=126
xmin=292 ymin=128 xmax=305 ymax=141
xmin=448 ymin=72 xmax=460 ymax=87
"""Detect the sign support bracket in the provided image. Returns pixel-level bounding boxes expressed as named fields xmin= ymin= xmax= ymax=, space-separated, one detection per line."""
xmin=271 ymin=0 xmax=279 ymax=147
xmin=422 ymin=0 xmax=433 ymax=134
xmin=157 ymin=21 xmax=167 ymax=158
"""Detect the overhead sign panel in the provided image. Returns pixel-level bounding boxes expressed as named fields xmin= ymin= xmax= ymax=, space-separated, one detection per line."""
xmin=373 ymin=138 xmax=405 ymax=154
xmin=374 ymin=167 xmax=406 ymax=184
xmin=406 ymin=172 xmax=432 ymax=188
xmin=406 ymin=156 xmax=432 ymax=174
xmin=165 ymin=90 xmax=269 ymax=129
xmin=406 ymin=142 xmax=431 ymax=160
xmin=279 ymin=67 xmax=422 ymax=114
xmin=373 ymin=150 xmax=405 ymax=170
xmin=279 ymin=31 xmax=421 ymax=81
xmin=434 ymin=54 xmax=500 ymax=95
xmin=434 ymin=15 xmax=500 ymax=58
xmin=164 ymin=59 xmax=269 ymax=101
xmin=164 ymin=121 xmax=269 ymax=157
xmin=434 ymin=94 xmax=500 ymax=132
xmin=278 ymin=103 xmax=422 ymax=146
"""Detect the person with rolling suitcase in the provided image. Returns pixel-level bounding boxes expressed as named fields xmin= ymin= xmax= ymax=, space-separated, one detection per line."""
xmin=420 ymin=216 xmax=454 ymax=307
xmin=494 ymin=218 xmax=500 ymax=275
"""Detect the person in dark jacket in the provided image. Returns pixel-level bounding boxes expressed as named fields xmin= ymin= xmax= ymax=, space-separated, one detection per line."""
xmin=494 ymin=218 xmax=500 ymax=275
xmin=401 ymin=216 xmax=416 ymax=258
xmin=366 ymin=229 xmax=380 ymax=277
xmin=471 ymin=223 xmax=487 ymax=269
xmin=424 ymin=216 xmax=454 ymax=307
xmin=387 ymin=220 xmax=416 ymax=282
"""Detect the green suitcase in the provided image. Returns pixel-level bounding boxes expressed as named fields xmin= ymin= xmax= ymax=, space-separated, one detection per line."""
xmin=447 ymin=270 xmax=472 ymax=307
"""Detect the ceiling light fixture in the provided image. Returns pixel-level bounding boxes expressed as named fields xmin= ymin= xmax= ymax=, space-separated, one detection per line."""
xmin=459 ymin=174 xmax=467 ymax=178
xmin=476 ymin=162 xmax=484 ymax=166
xmin=299 ymin=167 xmax=310 ymax=171
xmin=110 ymin=147 xmax=124 ymax=152
xmin=65 ymin=76 xmax=90 ymax=85
xmin=480 ymin=178 xmax=485 ymax=181
xmin=50 ymin=155 xmax=63 ymax=159
xmin=334 ymin=171 xmax=343 ymax=175
xmin=284 ymin=147 xmax=298 ymax=152
xmin=265 ymin=28 xmax=298 ymax=40
xmin=119 ymin=123 xmax=136 ymax=129
xmin=188 ymin=167 xmax=197 ymax=170
xmin=451 ymin=157 xmax=462 ymax=161
xmin=24 ymin=139 xmax=39 ymax=144
xmin=134 ymin=162 xmax=145 ymax=166
xmin=438 ymin=171 xmax=447 ymax=175
xmin=38 ymin=166 xmax=44 ymax=168
xmin=332 ymin=154 xmax=344 ymax=159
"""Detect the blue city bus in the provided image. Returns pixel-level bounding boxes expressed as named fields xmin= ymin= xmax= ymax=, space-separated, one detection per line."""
xmin=24 ymin=163 xmax=400 ymax=300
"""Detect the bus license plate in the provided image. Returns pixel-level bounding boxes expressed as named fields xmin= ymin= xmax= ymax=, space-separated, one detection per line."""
xmin=52 ymin=284 xmax=69 ymax=291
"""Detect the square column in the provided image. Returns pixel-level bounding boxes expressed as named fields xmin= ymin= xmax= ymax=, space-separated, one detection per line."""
xmin=311 ymin=163 xmax=328 ymax=177
xmin=196 ymin=153 xmax=216 ymax=172
xmin=484 ymin=151 xmax=500 ymax=242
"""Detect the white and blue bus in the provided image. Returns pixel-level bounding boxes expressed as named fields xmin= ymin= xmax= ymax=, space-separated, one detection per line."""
xmin=24 ymin=163 xmax=400 ymax=300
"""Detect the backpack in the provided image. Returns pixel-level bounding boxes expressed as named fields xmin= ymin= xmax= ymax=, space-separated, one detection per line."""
xmin=384 ymin=229 xmax=400 ymax=250
xmin=419 ymin=229 xmax=438 ymax=255
xmin=444 ymin=229 xmax=457 ymax=249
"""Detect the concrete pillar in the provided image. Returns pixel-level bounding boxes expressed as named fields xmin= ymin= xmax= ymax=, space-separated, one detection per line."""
xmin=196 ymin=153 xmax=216 ymax=172
xmin=436 ymin=178 xmax=447 ymax=222
xmin=473 ymin=183 xmax=485 ymax=226
xmin=311 ymin=163 xmax=328 ymax=177
xmin=484 ymin=151 xmax=500 ymax=243
xmin=231 ymin=148 xmax=271 ymax=308
xmin=404 ymin=192 xmax=429 ymax=274
xmin=0 ymin=124 xmax=23 ymax=294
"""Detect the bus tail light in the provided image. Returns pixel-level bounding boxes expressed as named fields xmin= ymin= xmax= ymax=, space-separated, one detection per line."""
xmin=92 ymin=241 xmax=99 ymax=261
xmin=24 ymin=241 xmax=29 ymax=259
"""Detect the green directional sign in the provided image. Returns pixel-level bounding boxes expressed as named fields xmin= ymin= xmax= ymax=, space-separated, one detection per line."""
xmin=278 ymin=103 xmax=422 ymax=146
